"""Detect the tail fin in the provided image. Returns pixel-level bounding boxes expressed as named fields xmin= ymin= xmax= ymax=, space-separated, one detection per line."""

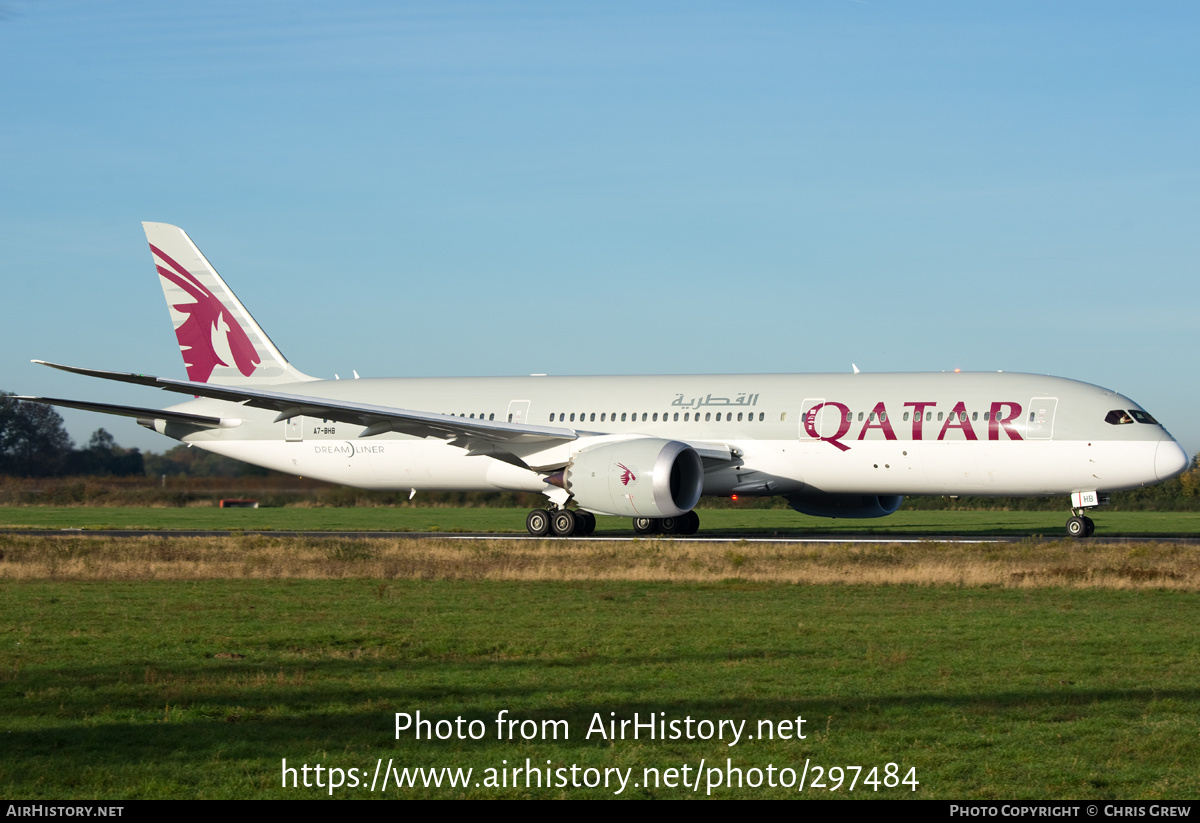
xmin=143 ymin=222 xmax=314 ymax=385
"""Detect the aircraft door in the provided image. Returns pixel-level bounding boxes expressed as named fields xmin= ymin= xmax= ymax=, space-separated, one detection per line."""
xmin=1026 ymin=397 xmax=1058 ymax=439
xmin=507 ymin=399 xmax=531 ymax=425
xmin=798 ymin=398 xmax=827 ymax=444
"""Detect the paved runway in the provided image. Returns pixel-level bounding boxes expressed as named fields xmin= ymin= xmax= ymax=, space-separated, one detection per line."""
xmin=6 ymin=529 xmax=1197 ymax=544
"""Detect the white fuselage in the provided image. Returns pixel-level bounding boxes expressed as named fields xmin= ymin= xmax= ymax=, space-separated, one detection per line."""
xmin=162 ymin=370 xmax=1185 ymax=500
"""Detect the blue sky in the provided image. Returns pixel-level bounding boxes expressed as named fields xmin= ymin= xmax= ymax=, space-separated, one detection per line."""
xmin=2 ymin=1 xmax=1197 ymax=455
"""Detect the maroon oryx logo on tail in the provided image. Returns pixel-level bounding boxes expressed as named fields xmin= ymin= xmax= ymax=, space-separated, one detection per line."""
xmin=617 ymin=463 xmax=636 ymax=485
xmin=151 ymin=244 xmax=260 ymax=383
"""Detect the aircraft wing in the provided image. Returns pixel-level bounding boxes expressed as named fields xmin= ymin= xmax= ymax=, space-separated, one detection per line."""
xmin=32 ymin=361 xmax=578 ymax=446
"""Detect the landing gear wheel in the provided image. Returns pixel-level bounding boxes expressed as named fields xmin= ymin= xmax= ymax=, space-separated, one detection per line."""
xmin=1066 ymin=515 xmax=1088 ymax=538
xmin=659 ymin=516 xmax=680 ymax=534
xmin=632 ymin=516 xmax=659 ymax=535
xmin=574 ymin=511 xmax=596 ymax=536
xmin=551 ymin=509 xmax=577 ymax=537
xmin=526 ymin=509 xmax=551 ymax=537
xmin=1083 ymin=516 xmax=1095 ymax=537
xmin=679 ymin=510 xmax=700 ymax=535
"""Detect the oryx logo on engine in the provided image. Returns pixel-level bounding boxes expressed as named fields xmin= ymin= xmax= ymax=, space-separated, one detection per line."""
xmin=616 ymin=463 xmax=636 ymax=485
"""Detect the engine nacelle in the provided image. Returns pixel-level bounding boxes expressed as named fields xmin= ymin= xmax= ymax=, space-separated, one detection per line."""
xmin=785 ymin=491 xmax=904 ymax=519
xmin=565 ymin=438 xmax=704 ymax=518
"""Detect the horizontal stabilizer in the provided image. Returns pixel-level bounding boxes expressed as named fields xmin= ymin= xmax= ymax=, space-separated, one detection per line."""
xmin=15 ymin=396 xmax=228 ymax=429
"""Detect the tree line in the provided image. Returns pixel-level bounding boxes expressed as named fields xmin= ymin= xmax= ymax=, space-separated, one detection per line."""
xmin=0 ymin=393 xmax=262 ymax=478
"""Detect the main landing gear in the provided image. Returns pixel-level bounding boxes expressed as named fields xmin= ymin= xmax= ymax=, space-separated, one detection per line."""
xmin=632 ymin=511 xmax=700 ymax=536
xmin=526 ymin=508 xmax=596 ymax=537
xmin=524 ymin=508 xmax=701 ymax=537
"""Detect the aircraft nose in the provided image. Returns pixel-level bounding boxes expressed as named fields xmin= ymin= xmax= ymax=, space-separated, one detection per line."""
xmin=1155 ymin=437 xmax=1189 ymax=482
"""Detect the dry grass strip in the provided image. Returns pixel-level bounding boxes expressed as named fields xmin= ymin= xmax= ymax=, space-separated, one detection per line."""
xmin=1 ymin=533 xmax=1198 ymax=589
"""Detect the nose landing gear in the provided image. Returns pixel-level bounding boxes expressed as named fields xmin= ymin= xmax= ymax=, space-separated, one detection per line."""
xmin=1065 ymin=514 xmax=1095 ymax=538
xmin=1065 ymin=491 xmax=1107 ymax=538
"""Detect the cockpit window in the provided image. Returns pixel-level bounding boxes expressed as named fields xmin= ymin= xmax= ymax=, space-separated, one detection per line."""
xmin=1129 ymin=409 xmax=1159 ymax=425
xmin=1105 ymin=410 xmax=1133 ymax=425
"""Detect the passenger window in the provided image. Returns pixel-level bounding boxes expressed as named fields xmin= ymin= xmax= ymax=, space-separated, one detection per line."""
xmin=971 ymin=412 xmax=977 ymax=421
xmin=684 ymin=413 xmax=690 ymax=421
xmin=705 ymin=412 xmax=711 ymax=421
xmin=715 ymin=412 xmax=722 ymax=421
xmin=652 ymin=413 xmax=658 ymax=422
xmin=737 ymin=412 xmax=743 ymax=421
xmin=903 ymin=412 xmax=909 ymax=421
xmin=845 ymin=412 xmax=852 ymax=423
xmin=926 ymin=412 xmax=932 ymax=422
xmin=673 ymin=412 xmax=679 ymax=421
xmin=937 ymin=412 xmax=943 ymax=421
xmin=642 ymin=413 xmax=648 ymax=422
xmin=621 ymin=413 xmax=627 ymax=422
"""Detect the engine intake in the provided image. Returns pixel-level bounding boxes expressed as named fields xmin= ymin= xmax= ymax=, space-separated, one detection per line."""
xmin=563 ymin=438 xmax=704 ymax=518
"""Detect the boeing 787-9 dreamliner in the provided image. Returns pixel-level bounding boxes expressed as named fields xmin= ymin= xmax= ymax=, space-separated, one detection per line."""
xmin=19 ymin=223 xmax=1189 ymax=538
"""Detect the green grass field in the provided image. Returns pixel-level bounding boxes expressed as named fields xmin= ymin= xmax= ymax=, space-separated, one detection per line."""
xmin=0 ymin=505 xmax=1197 ymax=536
xmin=1 ymin=504 xmax=1197 ymax=800
xmin=2 ymin=578 xmax=1198 ymax=799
